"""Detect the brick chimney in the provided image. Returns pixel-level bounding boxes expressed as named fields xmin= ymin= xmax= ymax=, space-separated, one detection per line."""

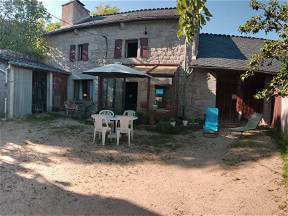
xmin=61 ymin=0 xmax=90 ymax=27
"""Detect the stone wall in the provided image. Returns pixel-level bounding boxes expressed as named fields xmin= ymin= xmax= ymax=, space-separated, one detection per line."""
xmin=46 ymin=19 xmax=217 ymax=120
xmin=178 ymin=68 xmax=217 ymax=121
xmin=46 ymin=19 xmax=185 ymax=74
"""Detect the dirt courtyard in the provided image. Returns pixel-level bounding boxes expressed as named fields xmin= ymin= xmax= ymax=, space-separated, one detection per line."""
xmin=0 ymin=116 xmax=287 ymax=215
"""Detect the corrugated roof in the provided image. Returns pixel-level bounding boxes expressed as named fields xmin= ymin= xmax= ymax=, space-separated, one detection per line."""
xmin=45 ymin=8 xmax=178 ymax=36
xmin=0 ymin=52 xmax=68 ymax=74
xmin=194 ymin=33 xmax=279 ymax=73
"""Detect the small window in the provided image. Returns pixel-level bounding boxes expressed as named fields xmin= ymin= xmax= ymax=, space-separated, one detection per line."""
xmin=155 ymin=86 xmax=168 ymax=109
xmin=78 ymin=43 xmax=89 ymax=61
xmin=125 ymin=40 xmax=138 ymax=58
xmin=74 ymin=80 xmax=92 ymax=100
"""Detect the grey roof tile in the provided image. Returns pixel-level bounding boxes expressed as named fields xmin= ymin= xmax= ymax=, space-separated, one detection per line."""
xmin=0 ymin=52 xmax=68 ymax=74
xmin=195 ymin=33 xmax=279 ymax=73
xmin=46 ymin=8 xmax=178 ymax=36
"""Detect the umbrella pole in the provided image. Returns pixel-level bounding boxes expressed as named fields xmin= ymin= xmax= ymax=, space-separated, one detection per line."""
xmin=122 ymin=77 xmax=126 ymax=112
xmin=98 ymin=77 xmax=103 ymax=111
xmin=112 ymin=78 xmax=116 ymax=112
xmin=147 ymin=77 xmax=151 ymax=112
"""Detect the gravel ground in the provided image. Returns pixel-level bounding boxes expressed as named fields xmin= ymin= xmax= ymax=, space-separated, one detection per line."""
xmin=0 ymin=117 xmax=287 ymax=215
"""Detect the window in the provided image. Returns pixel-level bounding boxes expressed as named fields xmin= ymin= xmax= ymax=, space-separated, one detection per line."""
xmin=125 ymin=40 xmax=138 ymax=58
xmin=78 ymin=43 xmax=89 ymax=61
xmin=155 ymin=86 xmax=168 ymax=109
xmin=74 ymin=80 xmax=93 ymax=100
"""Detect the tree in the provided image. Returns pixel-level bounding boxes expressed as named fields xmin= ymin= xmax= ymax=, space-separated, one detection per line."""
xmin=91 ymin=4 xmax=120 ymax=16
xmin=0 ymin=0 xmax=50 ymax=58
xmin=176 ymin=0 xmax=212 ymax=117
xmin=45 ymin=22 xmax=61 ymax=32
xmin=239 ymin=0 xmax=288 ymax=99
xmin=177 ymin=0 xmax=212 ymax=43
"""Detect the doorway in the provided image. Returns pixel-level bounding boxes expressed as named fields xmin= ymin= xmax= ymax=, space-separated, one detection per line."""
xmin=32 ymin=71 xmax=47 ymax=113
xmin=125 ymin=82 xmax=138 ymax=110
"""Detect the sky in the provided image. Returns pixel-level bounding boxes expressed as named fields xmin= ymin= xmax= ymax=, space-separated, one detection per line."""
xmin=39 ymin=0 xmax=279 ymax=40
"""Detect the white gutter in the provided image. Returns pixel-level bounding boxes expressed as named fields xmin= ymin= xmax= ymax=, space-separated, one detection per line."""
xmin=0 ymin=65 xmax=9 ymax=121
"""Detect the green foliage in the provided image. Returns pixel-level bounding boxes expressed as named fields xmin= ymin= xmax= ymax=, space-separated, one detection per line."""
xmin=177 ymin=0 xmax=212 ymax=43
xmin=146 ymin=120 xmax=193 ymax=135
xmin=91 ymin=4 xmax=120 ymax=16
xmin=0 ymin=0 xmax=50 ymax=58
xmin=268 ymin=128 xmax=288 ymax=184
xmin=239 ymin=0 xmax=288 ymax=99
xmin=45 ymin=22 xmax=61 ymax=32
xmin=135 ymin=111 xmax=150 ymax=125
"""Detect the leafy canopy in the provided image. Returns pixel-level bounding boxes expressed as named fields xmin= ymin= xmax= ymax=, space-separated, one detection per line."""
xmin=0 ymin=0 xmax=50 ymax=58
xmin=177 ymin=0 xmax=212 ymax=43
xmin=239 ymin=0 xmax=288 ymax=98
xmin=91 ymin=4 xmax=120 ymax=16
xmin=45 ymin=22 xmax=61 ymax=33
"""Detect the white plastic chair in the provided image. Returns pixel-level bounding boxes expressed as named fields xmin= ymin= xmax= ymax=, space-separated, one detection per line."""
xmin=123 ymin=110 xmax=136 ymax=116
xmin=123 ymin=110 xmax=136 ymax=140
xmin=99 ymin=110 xmax=114 ymax=117
xmin=116 ymin=116 xmax=132 ymax=146
xmin=99 ymin=109 xmax=115 ymax=126
xmin=91 ymin=114 xmax=111 ymax=145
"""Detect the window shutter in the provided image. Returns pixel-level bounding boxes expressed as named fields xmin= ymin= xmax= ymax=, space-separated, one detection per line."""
xmin=69 ymin=45 xmax=76 ymax=62
xmin=82 ymin=43 xmax=89 ymax=61
xmin=140 ymin=38 xmax=148 ymax=58
xmin=114 ymin=39 xmax=122 ymax=59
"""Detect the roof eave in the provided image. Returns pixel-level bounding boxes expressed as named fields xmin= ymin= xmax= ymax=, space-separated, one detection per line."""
xmin=45 ymin=16 xmax=179 ymax=36
xmin=190 ymin=64 xmax=277 ymax=75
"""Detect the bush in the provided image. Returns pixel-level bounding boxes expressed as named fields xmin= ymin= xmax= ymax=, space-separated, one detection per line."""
xmin=136 ymin=111 xmax=150 ymax=125
xmin=269 ymin=128 xmax=288 ymax=184
xmin=146 ymin=120 xmax=193 ymax=134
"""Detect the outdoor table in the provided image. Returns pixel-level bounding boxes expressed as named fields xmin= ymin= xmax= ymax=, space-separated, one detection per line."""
xmin=105 ymin=115 xmax=138 ymax=140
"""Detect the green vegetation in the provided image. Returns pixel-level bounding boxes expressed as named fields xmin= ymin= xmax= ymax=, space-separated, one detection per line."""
xmin=91 ymin=4 xmax=120 ymax=16
xmin=19 ymin=113 xmax=63 ymax=124
xmin=239 ymin=0 xmax=288 ymax=99
xmin=45 ymin=22 xmax=61 ymax=32
xmin=0 ymin=0 xmax=50 ymax=58
xmin=146 ymin=120 xmax=193 ymax=135
xmin=177 ymin=0 xmax=212 ymax=43
xmin=269 ymin=128 xmax=288 ymax=184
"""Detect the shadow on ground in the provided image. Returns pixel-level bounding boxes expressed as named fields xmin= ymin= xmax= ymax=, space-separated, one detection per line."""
xmin=0 ymin=117 xmax=280 ymax=171
xmin=0 ymin=161 xmax=159 ymax=215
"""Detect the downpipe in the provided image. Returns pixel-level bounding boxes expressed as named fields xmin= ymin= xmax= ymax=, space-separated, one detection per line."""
xmin=0 ymin=65 xmax=9 ymax=121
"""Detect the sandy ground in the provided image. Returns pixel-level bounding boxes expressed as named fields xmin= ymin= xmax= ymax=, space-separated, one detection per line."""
xmin=0 ymin=117 xmax=287 ymax=215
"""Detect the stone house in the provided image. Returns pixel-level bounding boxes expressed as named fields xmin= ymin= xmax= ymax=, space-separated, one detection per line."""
xmin=44 ymin=0 xmax=278 ymax=124
xmin=0 ymin=50 xmax=69 ymax=119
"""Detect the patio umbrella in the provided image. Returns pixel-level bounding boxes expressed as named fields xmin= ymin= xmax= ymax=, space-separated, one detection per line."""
xmin=82 ymin=63 xmax=151 ymax=78
xmin=82 ymin=63 xmax=151 ymax=111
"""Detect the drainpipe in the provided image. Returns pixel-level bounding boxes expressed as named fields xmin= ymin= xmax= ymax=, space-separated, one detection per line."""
xmin=0 ymin=65 xmax=9 ymax=120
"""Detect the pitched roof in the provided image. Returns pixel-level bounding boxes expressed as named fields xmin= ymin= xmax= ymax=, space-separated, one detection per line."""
xmin=194 ymin=33 xmax=279 ymax=73
xmin=0 ymin=52 xmax=68 ymax=74
xmin=46 ymin=8 xmax=178 ymax=36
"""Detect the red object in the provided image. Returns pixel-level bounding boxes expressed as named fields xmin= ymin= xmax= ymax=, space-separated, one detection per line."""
xmin=140 ymin=38 xmax=148 ymax=58
xmin=69 ymin=45 xmax=76 ymax=62
xmin=114 ymin=39 xmax=123 ymax=59
xmin=272 ymin=96 xmax=282 ymax=128
xmin=82 ymin=43 xmax=89 ymax=61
